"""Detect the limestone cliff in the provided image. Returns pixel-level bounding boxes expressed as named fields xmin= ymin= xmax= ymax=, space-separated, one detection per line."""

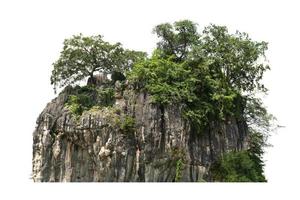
xmin=32 ymin=85 xmax=248 ymax=182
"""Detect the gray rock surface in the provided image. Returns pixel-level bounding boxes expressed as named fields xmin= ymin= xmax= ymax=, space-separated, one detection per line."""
xmin=32 ymin=87 xmax=248 ymax=182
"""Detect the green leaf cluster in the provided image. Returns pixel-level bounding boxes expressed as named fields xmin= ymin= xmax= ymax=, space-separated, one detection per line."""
xmin=129 ymin=20 xmax=270 ymax=134
xmin=51 ymin=34 xmax=146 ymax=92
xmin=65 ymin=86 xmax=97 ymax=116
xmin=153 ymin=20 xmax=199 ymax=61
xmin=97 ymin=87 xmax=115 ymax=107
xmin=65 ymin=85 xmax=115 ymax=116
xmin=175 ymin=158 xmax=183 ymax=182
xmin=120 ymin=116 xmax=135 ymax=134
xmin=197 ymin=24 xmax=269 ymax=92
xmin=210 ymin=150 xmax=266 ymax=182
xmin=129 ymin=57 xmax=197 ymax=104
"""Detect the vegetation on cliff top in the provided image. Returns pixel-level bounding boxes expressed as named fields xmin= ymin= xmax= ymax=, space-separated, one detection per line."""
xmin=50 ymin=20 xmax=274 ymax=182
xmin=50 ymin=34 xmax=145 ymax=93
xmin=65 ymin=85 xmax=115 ymax=116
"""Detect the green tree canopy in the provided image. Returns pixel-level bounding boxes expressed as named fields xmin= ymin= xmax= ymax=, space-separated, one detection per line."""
xmin=195 ymin=24 xmax=269 ymax=93
xmin=153 ymin=20 xmax=199 ymax=61
xmin=153 ymin=21 xmax=269 ymax=93
xmin=131 ymin=21 xmax=270 ymax=128
xmin=50 ymin=34 xmax=146 ymax=92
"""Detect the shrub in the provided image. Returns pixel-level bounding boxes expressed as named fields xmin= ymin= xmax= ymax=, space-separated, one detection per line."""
xmin=175 ymin=158 xmax=183 ymax=182
xmin=210 ymin=150 xmax=266 ymax=182
xmin=65 ymin=85 xmax=115 ymax=116
xmin=97 ymin=88 xmax=115 ymax=107
xmin=66 ymin=93 xmax=95 ymax=116
xmin=120 ymin=116 xmax=135 ymax=134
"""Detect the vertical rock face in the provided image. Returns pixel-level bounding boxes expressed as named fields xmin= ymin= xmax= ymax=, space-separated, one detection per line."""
xmin=32 ymin=87 xmax=248 ymax=182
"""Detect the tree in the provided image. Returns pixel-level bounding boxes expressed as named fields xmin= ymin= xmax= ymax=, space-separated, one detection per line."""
xmin=153 ymin=20 xmax=199 ymax=61
xmin=50 ymin=34 xmax=146 ymax=92
xmin=193 ymin=24 xmax=269 ymax=93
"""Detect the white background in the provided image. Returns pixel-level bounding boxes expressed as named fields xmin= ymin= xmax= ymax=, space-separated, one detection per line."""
xmin=0 ymin=0 xmax=299 ymax=199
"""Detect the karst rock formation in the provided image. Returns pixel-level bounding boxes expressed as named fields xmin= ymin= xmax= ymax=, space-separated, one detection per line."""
xmin=32 ymin=82 xmax=249 ymax=182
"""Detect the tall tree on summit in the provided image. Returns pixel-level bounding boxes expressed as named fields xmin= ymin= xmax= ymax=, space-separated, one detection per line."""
xmin=153 ymin=20 xmax=199 ymax=61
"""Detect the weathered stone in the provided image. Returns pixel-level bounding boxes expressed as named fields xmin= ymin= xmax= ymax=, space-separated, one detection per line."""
xmin=32 ymin=87 xmax=248 ymax=182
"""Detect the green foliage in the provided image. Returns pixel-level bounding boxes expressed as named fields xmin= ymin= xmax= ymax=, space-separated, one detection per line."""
xmin=88 ymin=105 xmax=102 ymax=113
xmin=175 ymin=158 xmax=183 ymax=182
xmin=129 ymin=20 xmax=271 ymax=136
xmin=66 ymin=95 xmax=82 ymax=116
xmin=210 ymin=150 xmax=266 ymax=182
xmin=195 ymin=24 xmax=269 ymax=92
xmin=244 ymin=97 xmax=275 ymax=174
xmin=129 ymin=21 xmax=272 ymax=181
xmin=51 ymin=34 xmax=146 ymax=92
xmin=153 ymin=20 xmax=199 ymax=61
xmin=128 ymin=53 xmax=242 ymax=132
xmin=65 ymin=85 xmax=115 ymax=116
xmin=248 ymin=131 xmax=266 ymax=177
xmin=129 ymin=56 xmax=196 ymax=104
xmin=65 ymin=85 xmax=97 ymax=116
xmin=66 ymin=94 xmax=94 ymax=116
xmin=97 ymin=87 xmax=115 ymax=107
xmin=120 ymin=116 xmax=135 ymax=134
xmin=245 ymin=96 xmax=275 ymax=135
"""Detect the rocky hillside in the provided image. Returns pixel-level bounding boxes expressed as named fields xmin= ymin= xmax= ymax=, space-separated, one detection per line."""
xmin=33 ymin=20 xmax=270 ymax=182
xmin=32 ymin=83 xmax=249 ymax=182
